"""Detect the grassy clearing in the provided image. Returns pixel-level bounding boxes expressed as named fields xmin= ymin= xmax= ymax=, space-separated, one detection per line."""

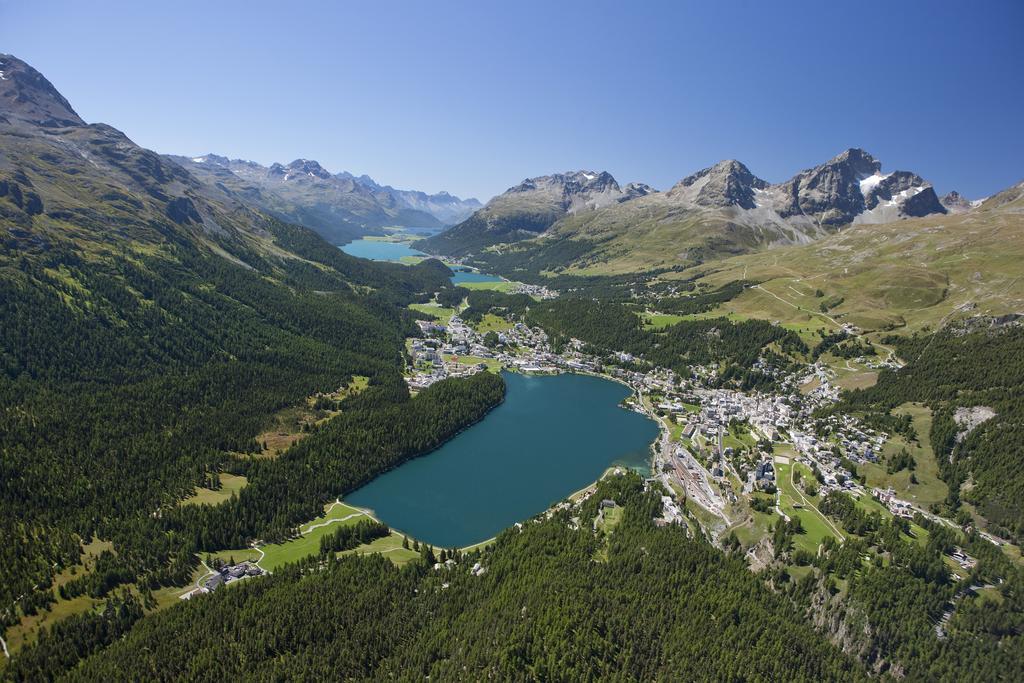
xmin=731 ymin=509 xmax=776 ymax=548
xmin=775 ymin=460 xmax=841 ymax=554
xmin=258 ymin=502 xmax=368 ymax=572
xmin=473 ymin=313 xmax=513 ymax=333
xmin=408 ymin=302 xmax=457 ymax=325
xmin=2 ymin=538 xmax=116 ymax=655
xmin=249 ymin=376 xmax=369 ymax=458
xmin=458 ymin=280 xmax=517 ymax=292
xmin=685 ymin=498 xmax=726 ymax=536
xmin=640 ymin=312 xmax=687 ymax=330
xmin=341 ymin=532 xmax=421 ymax=566
xmin=858 ymin=403 xmax=947 ymax=508
xmin=443 ymin=354 xmax=502 ymax=372
xmin=826 ymin=355 xmax=880 ymax=391
xmin=594 ymin=505 xmax=625 ymax=561
xmin=204 ymin=547 xmax=261 ymax=565
xmin=181 ymin=473 xmax=248 ymax=507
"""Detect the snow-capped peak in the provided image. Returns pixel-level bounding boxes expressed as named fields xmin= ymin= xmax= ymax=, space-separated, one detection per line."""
xmin=858 ymin=172 xmax=891 ymax=196
xmin=191 ymin=156 xmax=206 ymax=163
xmin=581 ymin=172 xmax=596 ymax=181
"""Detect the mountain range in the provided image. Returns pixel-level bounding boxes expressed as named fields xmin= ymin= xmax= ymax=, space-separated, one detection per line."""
xmin=170 ymin=154 xmax=481 ymax=244
xmin=3 ymin=51 xmax=1024 ymax=682
xmin=419 ymin=149 xmax=959 ymax=269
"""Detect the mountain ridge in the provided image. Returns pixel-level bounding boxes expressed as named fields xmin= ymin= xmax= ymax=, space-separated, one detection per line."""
xmin=422 ymin=148 xmax=950 ymax=268
xmin=172 ymin=154 xmax=481 ymax=243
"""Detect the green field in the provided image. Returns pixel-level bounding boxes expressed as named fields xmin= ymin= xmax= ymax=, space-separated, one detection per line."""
xmin=826 ymin=354 xmax=880 ymax=391
xmin=723 ymin=424 xmax=757 ymax=453
xmin=443 ymin=353 xmax=502 ymax=372
xmin=640 ymin=312 xmax=688 ymax=330
xmin=408 ymin=302 xmax=457 ymax=325
xmin=473 ymin=313 xmax=514 ymax=333
xmin=775 ymin=458 xmax=842 ymax=554
xmin=341 ymin=532 xmax=421 ymax=566
xmin=258 ymin=501 xmax=370 ymax=571
xmin=730 ymin=508 xmax=776 ymax=548
xmin=857 ymin=403 xmax=947 ymax=508
xmin=181 ymin=473 xmax=248 ymax=507
xmin=458 ymin=280 xmax=518 ymax=292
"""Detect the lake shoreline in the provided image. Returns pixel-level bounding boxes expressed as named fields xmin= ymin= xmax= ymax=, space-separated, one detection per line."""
xmin=346 ymin=372 xmax=660 ymax=548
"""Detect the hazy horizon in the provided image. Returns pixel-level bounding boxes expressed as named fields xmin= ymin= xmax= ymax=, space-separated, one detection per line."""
xmin=2 ymin=0 xmax=1021 ymax=201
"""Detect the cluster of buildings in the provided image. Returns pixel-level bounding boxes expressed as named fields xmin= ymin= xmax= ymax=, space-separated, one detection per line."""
xmin=874 ymin=487 xmax=916 ymax=519
xmin=511 ymin=282 xmax=557 ymax=299
xmin=181 ymin=560 xmax=264 ymax=600
xmin=406 ymin=317 xmax=495 ymax=390
xmin=401 ymin=302 xmax=933 ymax=547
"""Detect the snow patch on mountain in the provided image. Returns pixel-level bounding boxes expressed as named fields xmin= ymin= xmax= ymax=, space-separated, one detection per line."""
xmin=859 ymin=172 xmax=890 ymax=196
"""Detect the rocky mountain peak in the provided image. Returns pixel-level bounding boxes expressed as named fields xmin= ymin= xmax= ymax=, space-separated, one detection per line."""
xmin=668 ymin=159 xmax=767 ymax=209
xmin=621 ymin=182 xmax=655 ymax=202
xmin=773 ymin=148 xmax=886 ymax=225
xmin=509 ymin=170 xmax=618 ymax=196
xmin=270 ymin=159 xmax=332 ymax=180
xmin=826 ymin=147 xmax=882 ymax=176
xmin=940 ymin=190 xmax=974 ymax=214
xmin=0 ymin=54 xmax=84 ymax=128
xmin=190 ymin=153 xmax=232 ymax=166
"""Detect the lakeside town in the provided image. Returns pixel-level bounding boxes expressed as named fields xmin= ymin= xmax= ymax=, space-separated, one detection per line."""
xmin=404 ymin=304 xmax=991 ymax=566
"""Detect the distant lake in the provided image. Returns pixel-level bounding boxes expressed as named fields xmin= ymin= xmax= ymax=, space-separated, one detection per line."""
xmin=346 ymin=372 xmax=659 ymax=548
xmin=340 ymin=241 xmax=506 ymax=287
xmin=450 ymin=268 xmax=504 ymax=285
xmin=403 ymin=226 xmax=444 ymax=236
xmin=339 ymin=239 xmax=426 ymax=262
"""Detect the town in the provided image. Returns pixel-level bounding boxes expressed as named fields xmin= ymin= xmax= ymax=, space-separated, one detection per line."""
xmin=403 ymin=303 xmax=971 ymax=558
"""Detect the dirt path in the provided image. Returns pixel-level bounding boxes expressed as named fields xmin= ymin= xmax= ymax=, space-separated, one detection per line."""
xmin=303 ymin=512 xmax=364 ymax=535
xmin=252 ymin=545 xmax=268 ymax=573
xmin=787 ymin=465 xmax=845 ymax=541
xmin=192 ymin=560 xmax=216 ymax=594
xmin=752 ymin=283 xmax=842 ymax=327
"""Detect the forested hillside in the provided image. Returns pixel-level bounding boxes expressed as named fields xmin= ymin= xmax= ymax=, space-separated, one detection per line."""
xmin=58 ymin=475 xmax=865 ymax=682
xmin=842 ymin=324 xmax=1024 ymax=542
xmin=0 ymin=54 xmax=500 ymax=654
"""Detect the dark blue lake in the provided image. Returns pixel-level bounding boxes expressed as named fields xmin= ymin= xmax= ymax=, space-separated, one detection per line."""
xmin=346 ymin=372 xmax=659 ymax=547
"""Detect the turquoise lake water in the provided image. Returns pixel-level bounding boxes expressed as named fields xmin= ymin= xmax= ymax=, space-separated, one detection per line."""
xmin=339 ymin=241 xmax=505 ymax=286
xmin=450 ymin=269 xmax=504 ymax=285
xmin=339 ymin=239 xmax=426 ymax=261
xmin=346 ymin=372 xmax=659 ymax=548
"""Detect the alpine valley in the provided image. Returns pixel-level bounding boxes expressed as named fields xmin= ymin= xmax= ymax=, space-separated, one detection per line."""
xmin=2 ymin=49 xmax=1023 ymax=683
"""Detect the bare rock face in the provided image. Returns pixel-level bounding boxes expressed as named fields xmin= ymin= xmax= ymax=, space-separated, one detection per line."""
xmin=771 ymin=148 xmax=882 ymax=225
xmin=621 ymin=182 xmax=656 ymax=202
xmin=0 ymin=54 xmax=84 ymax=128
xmin=505 ymin=170 xmax=626 ymax=213
xmin=269 ymin=159 xmax=333 ymax=181
xmin=667 ymin=160 xmax=767 ymax=209
xmin=175 ymin=154 xmax=482 ymax=238
xmin=419 ymin=169 xmax=654 ymax=255
xmin=941 ymin=191 xmax=974 ymax=214
xmin=165 ymin=196 xmax=202 ymax=225
xmin=423 ymin=149 xmax=949 ymax=261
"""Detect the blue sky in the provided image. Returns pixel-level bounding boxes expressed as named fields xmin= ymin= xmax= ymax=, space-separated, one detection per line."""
xmin=2 ymin=0 xmax=1021 ymax=201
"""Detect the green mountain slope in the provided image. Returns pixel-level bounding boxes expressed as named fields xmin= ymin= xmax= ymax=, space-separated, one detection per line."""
xmin=0 ymin=54 xmax=476 ymax=643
